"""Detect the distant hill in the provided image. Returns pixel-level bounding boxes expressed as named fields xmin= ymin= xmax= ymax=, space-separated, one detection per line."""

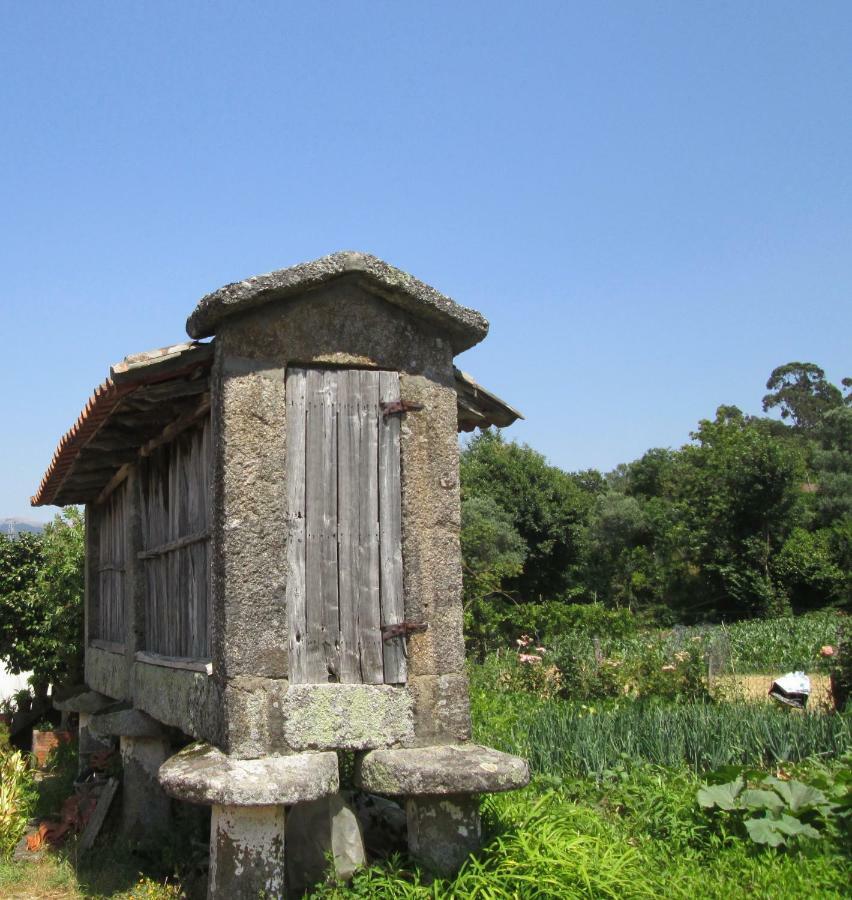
xmin=0 ymin=518 xmax=45 ymax=536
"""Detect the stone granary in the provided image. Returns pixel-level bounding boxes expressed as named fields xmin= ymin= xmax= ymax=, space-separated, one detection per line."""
xmin=33 ymin=252 xmax=529 ymax=897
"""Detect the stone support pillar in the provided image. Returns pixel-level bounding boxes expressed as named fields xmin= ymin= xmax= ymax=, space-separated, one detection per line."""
xmin=53 ymin=691 xmax=113 ymax=777
xmin=405 ymin=795 xmax=481 ymax=875
xmin=90 ymin=707 xmax=172 ymax=840
xmin=355 ymin=743 xmax=530 ymax=877
xmin=286 ymin=792 xmax=366 ymax=896
xmin=210 ymin=804 xmax=286 ymax=899
xmin=159 ymin=744 xmax=339 ymax=900
xmin=119 ymin=735 xmax=172 ymax=840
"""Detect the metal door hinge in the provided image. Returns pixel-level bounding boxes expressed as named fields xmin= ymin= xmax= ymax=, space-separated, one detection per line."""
xmin=381 ymin=622 xmax=428 ymax=641
xmin=380 ymin=400 xmax=424 ymax=419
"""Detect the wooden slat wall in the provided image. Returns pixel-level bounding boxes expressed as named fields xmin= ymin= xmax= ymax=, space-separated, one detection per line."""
xmin=287 ymin=367 xmax=405 ymax=685
xmin=95 ymin=481 xmax=127 ymax=645
xmin=140 ymin=417 xmax=212 ymax=659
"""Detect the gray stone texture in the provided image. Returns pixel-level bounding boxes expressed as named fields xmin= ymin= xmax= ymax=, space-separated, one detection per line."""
xmin=286 ymin=793 xmax=366 ymax=897
xmin=90 ymin=707 xmax=165 ymax=739
xmin=159 ymin=744 xmax=339 ymax=806
xmin=85 ymin=645 xmax=129 ymax=702
xmin=133 ymin=661 xmax=222 ymax=746
xmin=406 ymin=795 xmax=482 ymax=876
xmin=221 ymin=675 xmax=287 ymax=759
xmin=408 ymin=674 xmax=472 ymax=745
xmin=281 ymin=684 xmax=413 ymax=751
xmin=119 ymin=735 xmax=172 ymax=842
xmin=54 ymin=690 xmax=112 ymax=714
xmin=209 ymin=803 xmax=286 ymax=900
xmin=187 ymin=251 xmax=489 ymax=354
xmin=355 ymin=744 xmax=530 ymax=796
xmin=398 ymin=373 xmax=466 ymax=679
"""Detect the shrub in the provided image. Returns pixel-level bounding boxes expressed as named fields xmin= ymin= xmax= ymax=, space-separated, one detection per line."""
xmin=0 ymin=749 xmax=36 ymax=858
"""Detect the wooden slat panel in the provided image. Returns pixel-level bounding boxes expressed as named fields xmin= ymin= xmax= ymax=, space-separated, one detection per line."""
xmin=378 ymin=371 xmax=406 ymax=683
xmin=336 ymin=370 xmax=360 ymax=683
xmin=356 ymin=370 xmax=385 ymax=683
xmin=305 ymin=368 xmax=340 ymax=682
xmin=139 ymin=419 xmax=211 ymax=660
xmin=95 ymin=482 xmax=126 ymax=645
xmin=285 ymin=368 xmax=308 ymax=683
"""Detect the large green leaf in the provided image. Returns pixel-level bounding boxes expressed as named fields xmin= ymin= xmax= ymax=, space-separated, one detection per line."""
xmin=740 ymin=789 xmax=784 ymax=814
xmin=744 ymin=817 xmax=787 ymax=847
xmin=697 ymin=777 xmax=744 ymax=811
xmin=764 ymin=778 xmax=828 ymax=813
xmin=745 ymin=813 xmax=821 ymax=846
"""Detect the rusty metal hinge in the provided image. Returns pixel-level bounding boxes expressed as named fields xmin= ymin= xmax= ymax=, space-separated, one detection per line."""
xmin=380 ymin=400 xmax=424 ymax=419
xmin=381 ymin=622 xmax=428 ymax=642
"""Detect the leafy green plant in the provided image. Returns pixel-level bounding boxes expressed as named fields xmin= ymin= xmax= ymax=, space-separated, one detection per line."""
xmin=0 ymin=749 xmax=36 ymax=858
xmin=697 ymin=763 xmax=851 ymax=848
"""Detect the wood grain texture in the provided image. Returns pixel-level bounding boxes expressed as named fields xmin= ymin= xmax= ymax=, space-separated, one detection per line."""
xmin=305 ymin=369 xmax=340 ymax=682
xmin=356 ymin=370 xmax=385 ymax=683
xmin=95 ymin=481 xmax=127 ymax=645
xmin=139 ymin=417 xmax=212 ymax=659
xmin=285 ymin=368 xmax=308 ymax=683
xmin=286 ymin=366 xmax=405 ymax=686
xmin=378 ymin=371 xmax=406 ymax=684
xmin=336 ymin=371 xmax=360 ymax=683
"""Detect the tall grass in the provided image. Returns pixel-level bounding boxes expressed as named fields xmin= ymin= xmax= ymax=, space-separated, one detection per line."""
xmin=482 ymin=699 xmax=852 ymax=778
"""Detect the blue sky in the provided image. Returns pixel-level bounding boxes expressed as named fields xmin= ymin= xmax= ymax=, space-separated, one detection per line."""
xmin=1 ymin=2 xmax=850 ymax=521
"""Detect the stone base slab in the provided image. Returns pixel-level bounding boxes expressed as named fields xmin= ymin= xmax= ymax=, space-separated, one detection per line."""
xmin=281 ymin=683 xmax=413 ymax=750
xmin=90 ymin=707 xmax=165 ymax=739
xmin=159 ymin=743 xmax=339 ymax=806
xmin=355 ymin=743 xmax=529 ymax=796
xmin=54 ymin=690 xmax=113 ymax=714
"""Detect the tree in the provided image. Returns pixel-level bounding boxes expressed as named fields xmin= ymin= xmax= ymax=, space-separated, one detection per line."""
xmin=0 ymin=509 xmax=84 ymax=695
xmin=762 ymin=362 xmax=846 ymax=432
xmin=460 ymin=430 xmax=593 ymax=601
xmin=460 ymin=495 xmax=527 ymax=657
xmin=674 ymin=408 xmax=806 ymax=618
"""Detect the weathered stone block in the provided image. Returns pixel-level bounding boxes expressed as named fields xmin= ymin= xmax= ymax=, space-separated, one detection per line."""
xmin=85 ymin=645 xmax=129 ymax=701
xmin=54 ymin=690 xmax=112 ymax=714
xmin=210 ymin=803 xmax=285 ymax=900
xmin=406 ymin=795 xmax=481 ymax=876
xmin=408 ymin=674 xmax=471 ymax=745
xmin=356 ymin=744 xmax=530 ymax=796
xmin=286 ymin=793 xmax=365 ymax=896
xmin=281 ymin=684 xmax=413 ymax=751
xmin=120 ymin=735 xmax=171 ymax=841
xmin=90 ymin=707 xmax=164 ymax=739
xmin=133 ymin=662 xmax=222 ymax=745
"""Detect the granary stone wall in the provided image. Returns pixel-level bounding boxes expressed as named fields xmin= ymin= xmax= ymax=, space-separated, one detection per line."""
xmin=209 ymin=278 xmax=467 ymax=757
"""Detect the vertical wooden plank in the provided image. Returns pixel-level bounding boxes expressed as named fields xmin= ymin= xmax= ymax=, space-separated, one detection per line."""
xmin=336 ymin=370 xmax=361 ymax=683
xmin=305 ymin=368 xmax=341 ymax=682
xmin=320 ymin=369 xmax=341 ymax=681
xmin=286 ymin=368 xmax=308 ymax=683
xmin=378 ymin=370 xmax=406 ymax=684
xmin=356 ymin=371 xmax=384 ymax=683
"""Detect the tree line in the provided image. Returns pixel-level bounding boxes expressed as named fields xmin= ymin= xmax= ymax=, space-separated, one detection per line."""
xmin=461 ymin=362 xmax=851 ymax=653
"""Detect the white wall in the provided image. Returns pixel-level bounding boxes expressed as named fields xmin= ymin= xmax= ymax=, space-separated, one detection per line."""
xmin=0 ymin=661 xmax=31 ymax=702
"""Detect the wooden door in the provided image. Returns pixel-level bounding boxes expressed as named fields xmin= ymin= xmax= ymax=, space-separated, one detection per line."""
xmin=286 ymin=367 xmax=406 ymax=685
